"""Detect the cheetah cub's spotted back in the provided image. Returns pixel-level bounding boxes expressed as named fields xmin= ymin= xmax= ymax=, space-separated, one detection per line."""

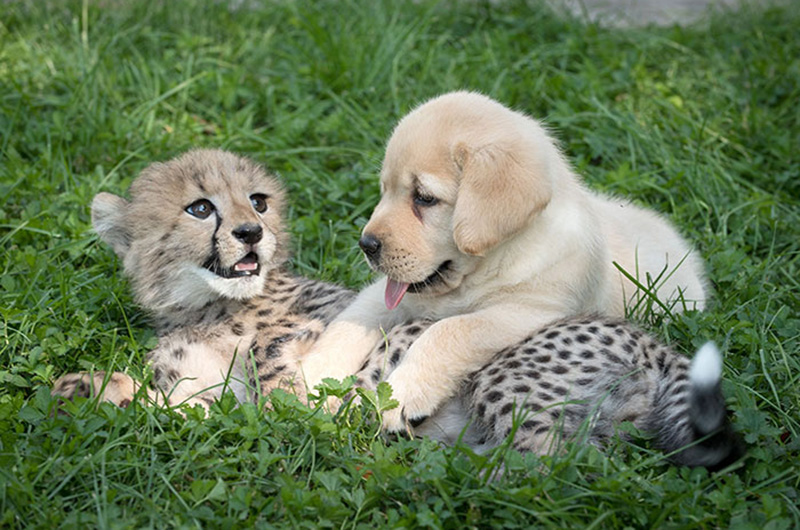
xmin=53 ymin=150 xmax=353 ymax=408
xmin=359 ymin=318 xmax=741 ymax=469
xmin=468 ymin=318 xmax=741 ymax=469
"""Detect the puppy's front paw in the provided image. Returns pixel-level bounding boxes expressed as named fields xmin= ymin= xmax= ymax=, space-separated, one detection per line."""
xmin=380 ymin=405 xmax=430 ymax=438
xmin=297 ymin=351 xmax=340 ymax=398
xmin=381 ymin=406 xmax=407 ymax=434
xmin=381 ymin=373 xmax=436 ymax=435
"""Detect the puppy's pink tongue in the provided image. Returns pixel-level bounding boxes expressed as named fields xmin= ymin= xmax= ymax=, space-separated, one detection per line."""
xmin=385 ymin=278 xmax=410 ymax=310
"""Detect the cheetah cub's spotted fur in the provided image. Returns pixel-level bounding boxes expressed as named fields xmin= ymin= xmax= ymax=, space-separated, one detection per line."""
xmin=358 ymin=318 xmax=741 ymax=469
xmin=53 ymin=150 xmax=354 ymax=408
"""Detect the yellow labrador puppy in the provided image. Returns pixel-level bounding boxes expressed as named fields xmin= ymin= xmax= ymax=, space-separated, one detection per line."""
xmin=301 ymin=91 xmax=707 ymax=432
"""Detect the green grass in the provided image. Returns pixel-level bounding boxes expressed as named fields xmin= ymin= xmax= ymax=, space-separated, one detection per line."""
xmin=1 ymin=0 xmax=799 ymax=527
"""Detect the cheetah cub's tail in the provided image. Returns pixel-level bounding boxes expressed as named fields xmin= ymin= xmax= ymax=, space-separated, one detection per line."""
xmin=654 ymin=342 xmax=742 ymax=470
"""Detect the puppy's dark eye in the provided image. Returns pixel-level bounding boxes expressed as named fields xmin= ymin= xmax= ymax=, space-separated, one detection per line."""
xmin=250 ymin=194 xmax=268 ymax=213
xmin=413 ymin=190 xmax=439 ymax=207
xmin=185 ymin=199 xmax=215 ymax=219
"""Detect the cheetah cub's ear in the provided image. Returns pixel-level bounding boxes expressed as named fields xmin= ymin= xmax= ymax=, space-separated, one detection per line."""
xmin=92 ymin=192 xmax=131 ymax=258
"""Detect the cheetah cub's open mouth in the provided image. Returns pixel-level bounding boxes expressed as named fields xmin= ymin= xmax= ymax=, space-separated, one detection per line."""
xmin=203 ymin=251 xmax=261 ymax=279
xmin=231 ymin=252 xmax=260 ymax=277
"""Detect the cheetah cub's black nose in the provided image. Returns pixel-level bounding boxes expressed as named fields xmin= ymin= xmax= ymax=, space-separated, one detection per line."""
xmin=359 ymin=233 xmax=382 ymax=258
xmin=233 ymin=223 xmax=263 ymax=245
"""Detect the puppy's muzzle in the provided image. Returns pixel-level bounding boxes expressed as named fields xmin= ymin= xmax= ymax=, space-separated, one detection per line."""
xmin=359 ymin=233 xmax=382 ymax=262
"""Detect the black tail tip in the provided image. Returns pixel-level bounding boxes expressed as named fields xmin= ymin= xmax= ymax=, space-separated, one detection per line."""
xmin=673 ymin=343 xmax=745 ymax=470
xmin=678 ymin=388 xmax=744 ymax=469
xmin=671 ymin=418 xmax=745 ymax=471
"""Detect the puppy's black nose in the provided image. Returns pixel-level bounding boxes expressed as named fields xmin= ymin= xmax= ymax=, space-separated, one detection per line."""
xmin=359 ymin=234 xmax=382 ymax=258
xmin=233 ymin=223 xmax=263 ymax=244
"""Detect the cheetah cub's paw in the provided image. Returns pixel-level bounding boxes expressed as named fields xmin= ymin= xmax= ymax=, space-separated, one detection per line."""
xmin=52 ymin=371 xmax=138 ymax=408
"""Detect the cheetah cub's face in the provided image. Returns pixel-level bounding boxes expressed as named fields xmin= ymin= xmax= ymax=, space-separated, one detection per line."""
xmin=92 ymin=149 xmax=287 ymax=313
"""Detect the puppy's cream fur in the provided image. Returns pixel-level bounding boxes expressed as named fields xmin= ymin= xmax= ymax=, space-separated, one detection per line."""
xmin=301 ymin=91 xmax=706 ymax=431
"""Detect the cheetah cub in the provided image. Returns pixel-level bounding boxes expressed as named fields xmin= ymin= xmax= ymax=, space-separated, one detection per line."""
xmin=358 ymin=318 xmax=741 ymax=469
xmin=53 ymin=149 xmax=354 ymax=409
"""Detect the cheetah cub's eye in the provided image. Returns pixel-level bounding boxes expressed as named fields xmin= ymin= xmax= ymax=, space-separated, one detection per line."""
xmin=250 ymin=194 xmax=268 ymax=214
xmin=185 ymin=199 xmax=215 ymax=219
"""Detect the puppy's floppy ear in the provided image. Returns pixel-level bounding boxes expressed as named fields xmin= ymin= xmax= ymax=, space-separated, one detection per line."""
xmin=451 ymin=142 xmax=552 ymax=256
xmin=92 ymin=192 xmax=132 ymax=258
